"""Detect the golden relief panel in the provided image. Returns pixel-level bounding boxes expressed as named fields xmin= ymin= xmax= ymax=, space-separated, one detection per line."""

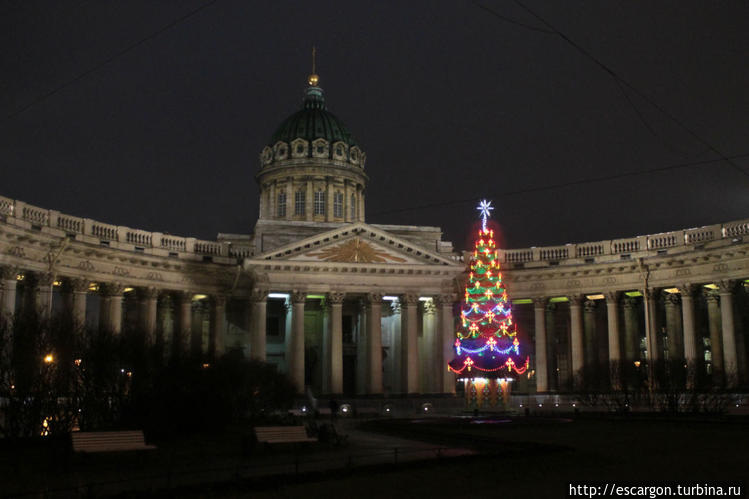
xmin=307 ymin=237 xmax=407 ymax=263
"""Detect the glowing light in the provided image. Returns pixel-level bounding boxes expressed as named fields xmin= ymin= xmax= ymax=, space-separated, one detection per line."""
xmin=268 ymin=293 xmax=290 ymax=299
xmin=382 ymin=295 xmax=399 ymax=301
xmin=74 ymin=359 xmax=82 ymax=366
xmin=43 ymin=354 xmax=54 ymax=364
xmin=477 ymin=199 xmax=494 ymax=231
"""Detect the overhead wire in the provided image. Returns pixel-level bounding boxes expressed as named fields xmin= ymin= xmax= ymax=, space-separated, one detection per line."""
xmin=3 ymin=0 xmax=219 ymax=123
xmin=511 ymin=0 xmax=749 ymax=179
xmin=369 ymin=152 xmax=749 ymax=217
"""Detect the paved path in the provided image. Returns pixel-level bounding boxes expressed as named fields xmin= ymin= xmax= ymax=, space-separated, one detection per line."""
xmin=4 ymin=419 xmax=475 ymax=498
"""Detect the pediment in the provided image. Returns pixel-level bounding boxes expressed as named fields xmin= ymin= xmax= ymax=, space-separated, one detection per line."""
xmin=255 ymin=223 xmax=458 ymax=266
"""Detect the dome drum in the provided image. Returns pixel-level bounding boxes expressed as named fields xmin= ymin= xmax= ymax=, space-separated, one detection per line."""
xmin=256 ymin=77 xmax=367 ymax=224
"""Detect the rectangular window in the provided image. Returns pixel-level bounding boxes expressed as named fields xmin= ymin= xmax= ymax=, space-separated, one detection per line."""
xmin=314 ymin=191 xmax=325 ymax=215
xmin=333 ymin=192 xmax=343 ymax=218
xmin=294 ymin=190 xmax=305 ymax=216
xmin=350 ymin=194 xmax=356 ymax=219
xmin=277 ymin=192 xmax=287 ymax=217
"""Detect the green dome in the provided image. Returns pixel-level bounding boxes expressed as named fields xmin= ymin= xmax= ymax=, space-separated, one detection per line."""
xmin=269 ymin=85 xmax=358 ymax=148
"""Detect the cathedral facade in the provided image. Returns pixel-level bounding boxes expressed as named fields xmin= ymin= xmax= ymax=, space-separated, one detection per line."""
xmin=1 ymin=75 xmax=748 ymax=399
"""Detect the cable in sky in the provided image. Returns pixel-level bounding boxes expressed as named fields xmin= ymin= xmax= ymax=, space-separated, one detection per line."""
xmin=3 ymin=0 xmax=219 ymax=124
xmin=369 ymin=152 xmax=749 ymax=218
xmin=510 ymin=0 xmax=749 ymax=181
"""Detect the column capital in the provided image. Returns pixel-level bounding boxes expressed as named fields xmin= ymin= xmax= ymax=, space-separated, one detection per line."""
xmin=421 ymin=299 xmax=436 ymax=315
xmin=0 ymin=265 xmax=19 ymax=281
xmin=664 ymin=292 xmax=681 ymax=306
xmin=99 ymin=282 xmax=126 ymax=297
xmin=624 ymin=295 xmax=640 ymax=308
xmin=605 ymin=291 xmax=619 ymax=303
xmin=533 ymin=297 xmax=547 ymax=308
xmin=36 ymin=272 xmax=55 ymax=287
xmin=327 ymin=291 xmax=345 ymax=305
xmin=400 ymin=293 xmax=419 ymax=306
xmin=704 ymin=289 xmax=719 ymax=303
xmin=211 ymin=294 xmax=227 ymax=307
xmin=291 ymin=290 xmax=307 ymax=304
xmin=434 ymin=293 xmax=455 ymax=306
xmin=366 ymin=292 xmax=383 ymax=305
xmin=717 ymin=279 xmax=735 ymax=295
xmin=137 ymin=286 xmax=159 ymax=300
xmin=678 ymin=283 xmax=695 ymax=297
xmin=250 ymin=288 xmax=268 ymax=303
xmin=568 ymin=294 xmax=583 ymax=306
xmin=174 ymin=289 xmax=194 ymax=303
xmin=62 ymin=277 xmax=90 ymax=294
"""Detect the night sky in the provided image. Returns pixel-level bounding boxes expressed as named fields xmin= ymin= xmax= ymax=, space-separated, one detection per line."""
xmin=3 ymin=1 xmax=748 ymax=252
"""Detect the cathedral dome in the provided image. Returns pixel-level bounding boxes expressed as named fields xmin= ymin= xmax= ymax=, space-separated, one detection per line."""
xmin=260 ymin=79 xmax=366 ymax=169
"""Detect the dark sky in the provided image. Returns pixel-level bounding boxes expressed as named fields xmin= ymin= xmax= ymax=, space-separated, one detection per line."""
xmin=2 ymin=1 xmax=748 ymax=251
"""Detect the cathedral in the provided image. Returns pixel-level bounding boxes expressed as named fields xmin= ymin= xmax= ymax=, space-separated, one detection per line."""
xmin=1 ymin=71 xmax=748 ymax=403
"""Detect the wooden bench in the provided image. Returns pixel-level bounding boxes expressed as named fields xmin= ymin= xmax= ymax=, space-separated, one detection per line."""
xmin=254 ymin=425 xmax=317 ymax=445
xmin=71 ymin=430 xmax=156 ymax=453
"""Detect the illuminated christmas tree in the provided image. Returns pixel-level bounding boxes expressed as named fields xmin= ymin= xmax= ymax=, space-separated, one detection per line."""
xmin=448 ymin=200 xmax=528 ymax=407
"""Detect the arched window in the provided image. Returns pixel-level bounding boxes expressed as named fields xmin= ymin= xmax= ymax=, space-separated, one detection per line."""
xmin=295 ymin=190 xmax=306 ymax=216
xmin=333 ymin=191 xmax=343 ymax=218
xmin=277 ymin=192 xmax=287 ymax=217
xmin=314 ymin=191 xmax=325 ymax=215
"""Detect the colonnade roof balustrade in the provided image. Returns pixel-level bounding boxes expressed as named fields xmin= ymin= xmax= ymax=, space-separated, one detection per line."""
xmin=0 ymin=195 xmax=240 ymax=263
xmin=494 ymin=220 xmax=749 ymax=268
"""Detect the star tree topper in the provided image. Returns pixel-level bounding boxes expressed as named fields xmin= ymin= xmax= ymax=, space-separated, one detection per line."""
xmin=477 ymin=199 xmax=494 ymax=231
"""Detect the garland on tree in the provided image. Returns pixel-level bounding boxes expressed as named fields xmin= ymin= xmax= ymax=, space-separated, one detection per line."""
xmin=448 ymin=200 xmax=529 ymax=379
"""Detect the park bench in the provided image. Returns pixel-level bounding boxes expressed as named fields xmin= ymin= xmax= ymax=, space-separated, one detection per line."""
xmin=254 ymin=425 xmax=317 ymax=445
xmin=71 ymin=430 xmax=156 ymax=453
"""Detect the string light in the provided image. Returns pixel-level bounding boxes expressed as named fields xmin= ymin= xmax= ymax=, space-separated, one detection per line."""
xmin=448 ymin=199 xmax=533 ymax=395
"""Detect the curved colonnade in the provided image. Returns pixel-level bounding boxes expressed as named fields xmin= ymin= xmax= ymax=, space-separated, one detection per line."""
xmin=2 ymin=193 xmax=749 ymax=394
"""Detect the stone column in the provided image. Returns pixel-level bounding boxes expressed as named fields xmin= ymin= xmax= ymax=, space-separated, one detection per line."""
xmin=289 ymin=291 xmax=306 ymax=392
xmin=157 ymin=292 xmax=173 ymax=359
xmin=705 ymin=290 xmax=723 ymax=382
xmin=678 ymin=285 xmax=697 ymax=364
xmin=422 ymin=299 xmax=439 ymax=393
xmin=209 ymin=295 xmax=226 ymax=358
xmin=533 ymin=297 xmax=548 ymax=393
xmin=569 ymin=295 xmax=584 ymax=387
xmin=643 ymin=289 xmax=659 ymax=363
xmin=325 ymin=292 xmax=344 ymax=394
xmin=175 ymin=291 xmax=193 ymax=356
xmin=605 ymin=292 xmax=621 ymax=389
xmin=305 ymin=181 xmax=314 ymax=221
xmin=99 ymin=283 xmax=125 ymax=335
xmin=622 ymin=296 xmax=639 ymax=363
xmin=436 ymin=294 xmax=456 ymax=394
xmin=545 ymin=302 xmax=558 ymax=390
xmin=663 ymin=292 xmax=683 ymax=360
xmin=1 ymin=266 xmax=18 ymax=323
xmin=365 ymin=293 xmax=383 ymax=394
xmin=69 ymin=278 xmax=89 ymax=328
xmin=269 ymin=181 xmax=276 ymax=218
xmin=249 ymin=288 xmax=267 ymax=361
xmin=191 ymin=300 xmax=206 ymax=356
xmin=358 ymin=187 xmax=365 ymax=222
xmin=400 ymin=293 xmax=420 ymax=394
xmin=583 ymin=299 xmax=597 ymax=371
xmin=138 ymin=287 xmax=159 ymax=345
xmin=718 ymin=280 xmax=738 ymax=387
xmin=286 ymin=181 xmax=293 ymax=221
xmin=36 ymin=272 xmax=55 ymax=320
